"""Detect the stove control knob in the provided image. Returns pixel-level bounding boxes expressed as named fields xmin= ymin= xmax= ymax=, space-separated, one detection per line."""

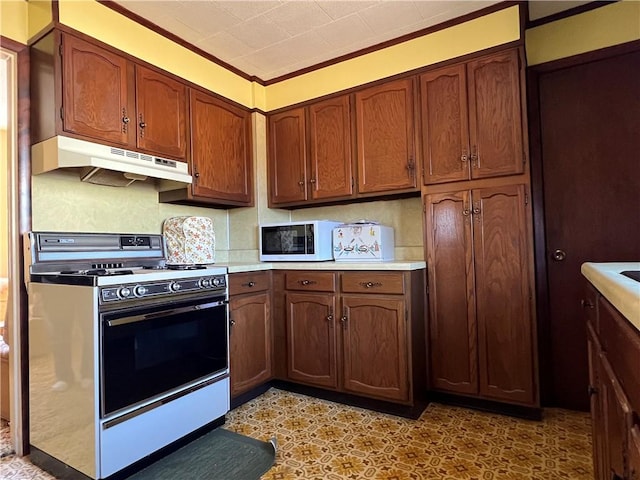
xmin=212 ymin=277 xmax=222 ymax=287
xmin=199 ymin=278 xmax=211 ymax=288
xmin=134 ymin=285 xmax=148 ymax=296
xmin=118 ymin=287 xmax=132 ymax=298
xmin=170 ymin=282 xmax=182 ymax=292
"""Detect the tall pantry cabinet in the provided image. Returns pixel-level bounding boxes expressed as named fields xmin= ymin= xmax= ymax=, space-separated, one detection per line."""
xmin=421 ymin=47 xmax=538 ymax=409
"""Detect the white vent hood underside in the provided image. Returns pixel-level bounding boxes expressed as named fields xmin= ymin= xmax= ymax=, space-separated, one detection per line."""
xmin=31 ymin=136 xmax=192 ymax=186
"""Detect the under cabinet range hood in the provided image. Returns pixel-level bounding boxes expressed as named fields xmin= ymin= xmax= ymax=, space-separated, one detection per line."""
xmin=31 ymin=136 xmax=192 ymax=187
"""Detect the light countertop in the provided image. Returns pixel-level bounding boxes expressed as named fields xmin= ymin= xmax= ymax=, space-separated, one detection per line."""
xmin=219 ymin=260 xmax=426 ymax=274
xmin=581 ymin=262 xmax=640 ymax=331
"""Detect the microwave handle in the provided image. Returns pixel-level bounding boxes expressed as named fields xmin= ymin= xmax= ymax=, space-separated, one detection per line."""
xmin=106 ymin=300 xmax=227 ymax=327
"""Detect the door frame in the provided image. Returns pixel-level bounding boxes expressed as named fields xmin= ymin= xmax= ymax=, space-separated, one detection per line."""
xmin=526 ymin=39 xmax=640 ymax=406
xmin=1 ymin=36 xmax=31 ymax=456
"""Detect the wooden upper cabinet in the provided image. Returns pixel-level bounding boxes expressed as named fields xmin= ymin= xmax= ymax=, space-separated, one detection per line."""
xmin=473 ymin=184 xmax=534 ymax=404
xmin=424 ymin=190 xmax=477 ymax=395
xmin=421 ymin=48 xmax=524 ymax=184
xmin=268 ymin=108 xmax=307 ymax=205
xmin=189 ymin=90 xmax=253 ymax=205
xmin=467 ymin=49 xmax=524 ymax=179
xmin=135 ymin=65 xmax=188 ymax=160
xmin=308 ymin=95 xmax=354 ymax=200
xmin=62 ymin=34 xmax=134 ymax=146
xmin=355 ymin=78 xmax=418 ymax=194
xmin=420 ymin=64 xmax=470 ymax=184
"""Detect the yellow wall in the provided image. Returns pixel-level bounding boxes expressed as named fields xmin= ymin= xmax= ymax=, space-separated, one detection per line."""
xmin=266 ymin=6 xmax=521 ymax=110
xmin=0 ymin=0 xmax=29 ymax=44
xmin=526 ymin=0 xmax=640 ymax=66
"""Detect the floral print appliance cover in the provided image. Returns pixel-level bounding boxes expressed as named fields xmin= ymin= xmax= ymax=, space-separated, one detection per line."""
xmin=162 ymin=216 xmax=215 ymax=265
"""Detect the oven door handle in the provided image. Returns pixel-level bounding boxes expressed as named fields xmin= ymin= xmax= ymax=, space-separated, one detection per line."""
xmin=105 ymin=300 xmax=228 ymax=327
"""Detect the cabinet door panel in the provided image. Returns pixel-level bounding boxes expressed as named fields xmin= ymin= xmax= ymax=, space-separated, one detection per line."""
xmin=229 ymin=293 xmax=272 ymax=396
xmin=268 ymin=109 xmax=307 ymax=204
xmin=62 ymin=34 xmax=133 ymax=146
xmin=342 ymin=296 xmax=408 ymax=402
xmin=309 ymin=96 xmax=354 ymax=200
xmin=135 ymin=66 xmax=188 ymax=160
xmin=355 ymin=78 xmax=417 ymax=194
xmin=629 ymin=425 xmax=640 ymax=480
xmin=424 ymin=191 xmax=477 ymax=395
xmin=286 ymin=293 xmax=337 ymax=388
xmin=420 ymin=64 xmax=470 ymax=184
xmin=467 ymin=49 xmax=524 ymax=179
xmin=190 ymin=90 xmax=252 ymax=203
xmin=587 ymin=326 xmax=607 ymax=480
xmin=473 ymin=184 xmax=534 ymax=404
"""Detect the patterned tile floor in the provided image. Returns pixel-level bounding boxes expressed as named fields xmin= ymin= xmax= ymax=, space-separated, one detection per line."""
xmin=1 ymin=388 xmax=593 ymax=479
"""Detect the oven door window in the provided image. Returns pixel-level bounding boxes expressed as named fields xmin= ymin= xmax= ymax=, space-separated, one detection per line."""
xmin=101 ymin=295 xmax=228 ymax=418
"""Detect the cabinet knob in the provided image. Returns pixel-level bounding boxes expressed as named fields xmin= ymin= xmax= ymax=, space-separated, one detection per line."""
xmin=462 ymin=208 xmax=470 ymax=216
xmin=309 ymin=178 xmax=316 ymax=184
xmin=122 ymin=116 xmax=130 ymax=124
xmin=229 ymin=318 xmax=236 ymax=330
xmin=194 ymin=172 xmax=200 ymax=178
xmin=460 ymin=153 xmax=468 ymax=163
xmin=470 ymin=146 xmax=479 ymax=167
xmin=340 ymin=315 xmax=347 ymax=326
xmin=242 ymin=281 xmax=256 ymax=288
xmin=551 ymin=249 xmax=566 ymax=262
xmin=327 ymin=314 xmax=333 ymax=322
xmin=588 ymin=385 xmax=598 ymax=396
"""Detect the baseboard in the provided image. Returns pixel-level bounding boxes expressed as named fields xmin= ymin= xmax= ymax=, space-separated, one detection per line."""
xmin=427 ymin=391 xmax=543 ymax=420
xmin=230 ymin=383 xmax=272 ymax=410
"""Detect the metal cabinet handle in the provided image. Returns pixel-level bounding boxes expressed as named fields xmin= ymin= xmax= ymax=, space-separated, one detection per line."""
xmin=551 ymin=249 xmax=566 ymax=262
xmin=340 ymin=315 xmax=347 ymax=326
xmin=587 ymin=385 xmax=598 ymax=396
xmin=358 ymin=281 xmax=382 ymax=289
xmin=122 ymin=108 xmax=129 ymax=133
xmin=461 ymin=153 xmax=468 ymax=163
xmin=298 ymin=279 xmax=316 ymax=286
xmin=581 ymin=299 xmax=594 ymax=309
xmin=462 ymin=208 xmax=470 ymax=216
xmin=139 ymin=114 xmax=146 ymax=137
xmin=309 ymin=178 xmax=316 ymax=184
xmin=242 ymin=281 xmax=256 ymax=288
xmin=470 ymin=145 xmax=479 ymax=167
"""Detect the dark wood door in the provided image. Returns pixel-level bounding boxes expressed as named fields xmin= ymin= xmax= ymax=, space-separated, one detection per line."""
xmin=355 ymin=78 xmax=417 ymax=194
xmin=229 ymin=292 xmax=272 ymax=397
xmin=467 ymin=49 xmax=524 ymax=179
xmin=286 ymin=292 xmax=337 ymax=389
xmin=473 ymin=184 xmax=535 ymax=405
xmin=189 ymin=90 xmax=252 ymax=205
xmin=536 ymin=49 xmax=640 ymax=410
xmin=341 ymin=295 xmax=408 ymax=402
xmin=424 ymin=190 xmax=477 ymax=395
xmin=308 ymin=95 xmax=354 ymax=201
xmin=420 ymin=64 xmax=470 ymax=184
xmin=62 ymin=34 xmax=134 ymax=146
xmin=135 ymin=65 xmax=188 ymax=160
xmin=268 ymin=108 xmax=307 ymax=205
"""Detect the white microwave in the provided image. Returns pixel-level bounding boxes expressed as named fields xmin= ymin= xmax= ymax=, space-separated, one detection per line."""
xmin=259 ymin=220 xmax=341 ymax=262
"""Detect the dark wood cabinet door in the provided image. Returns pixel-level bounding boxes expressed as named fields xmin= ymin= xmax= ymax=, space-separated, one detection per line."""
xmin=467 ymin=49 xmax=524 ymax=179
xmin=341 ymin=295 xmax=408 ymax=402
xmin=190 ymin=90 xmax=253 ymax=205
xmin=135 ymin=65 xmax=188 ymax=160
xmin=628 ymin=426 xmax=640 ymax=480
xmin=286 ymin=292 xmax=337 ymax=389
xmin=309 ymin=95 xmax=354 ymax=200
xmin=268 ymin=108 xmax=307 ymax=205
xmin=600 ymin=356 xmax=632 ymax=480
xmin=355 ymin=78 xmax=417 ymax=194
xmin=420 ymin=64 xmax=470 ymax=184
xmin=62 ymin=34 xmax=133 ymax=146
xmin=587 ymin=327 xmax=607 ymax=480
xmin=473 ymin=184 xmax=534 ymax=404
xmin=229 ymin=292 xmax=272 ymax=397
xmin=424 ymin=191 xmax=477 ymax=395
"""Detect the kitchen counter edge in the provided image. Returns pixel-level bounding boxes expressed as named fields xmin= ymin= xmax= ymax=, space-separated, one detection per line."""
xmin=581 ymin=262 xmax=640 ymax=332
xmin=221 ymin=261 xmax=427 ymax=274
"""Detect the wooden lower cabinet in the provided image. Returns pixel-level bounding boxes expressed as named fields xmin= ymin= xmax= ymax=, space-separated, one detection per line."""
xmin=283 ymin=270 xmax=425 ymax=405
xmin=286 ymin=292 xmax=338 ymax=389
xmin=585 ymin=284 xmax=640 ymax=480
xmin=341 ymin=295 xmax=408 ymax=402
xmin=424 ymin=183 xmax=537 ymax=406
xmin=229 ymin=272 xmax=272 ymax=398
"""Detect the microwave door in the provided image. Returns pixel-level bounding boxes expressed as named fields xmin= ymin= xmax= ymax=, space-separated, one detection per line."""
xmin=262 ymin=225 xmax=306 ymax=255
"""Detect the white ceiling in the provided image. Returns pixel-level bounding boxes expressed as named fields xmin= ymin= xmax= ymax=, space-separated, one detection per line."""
xmin=113 ymin=1 xmax=592 ymax=82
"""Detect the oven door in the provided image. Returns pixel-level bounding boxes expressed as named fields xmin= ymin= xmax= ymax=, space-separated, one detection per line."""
xmin=100 ymin=294 xmax=228 ymax=419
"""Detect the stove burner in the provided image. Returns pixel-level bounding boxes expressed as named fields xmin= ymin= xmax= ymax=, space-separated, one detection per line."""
xmin=85 ymin=269 xmax=135 ymax=276
xmin=166 ymin=264 xmax=207 ymax=271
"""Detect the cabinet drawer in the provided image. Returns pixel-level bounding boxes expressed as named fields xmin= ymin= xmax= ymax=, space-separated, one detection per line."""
xmin=229 ymin=271 xmax=270 ymax=296
xmin=285 ymin=272 xmax=336 ymax=292
xmin=341 ymin=272 xmax=405 ymax=294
